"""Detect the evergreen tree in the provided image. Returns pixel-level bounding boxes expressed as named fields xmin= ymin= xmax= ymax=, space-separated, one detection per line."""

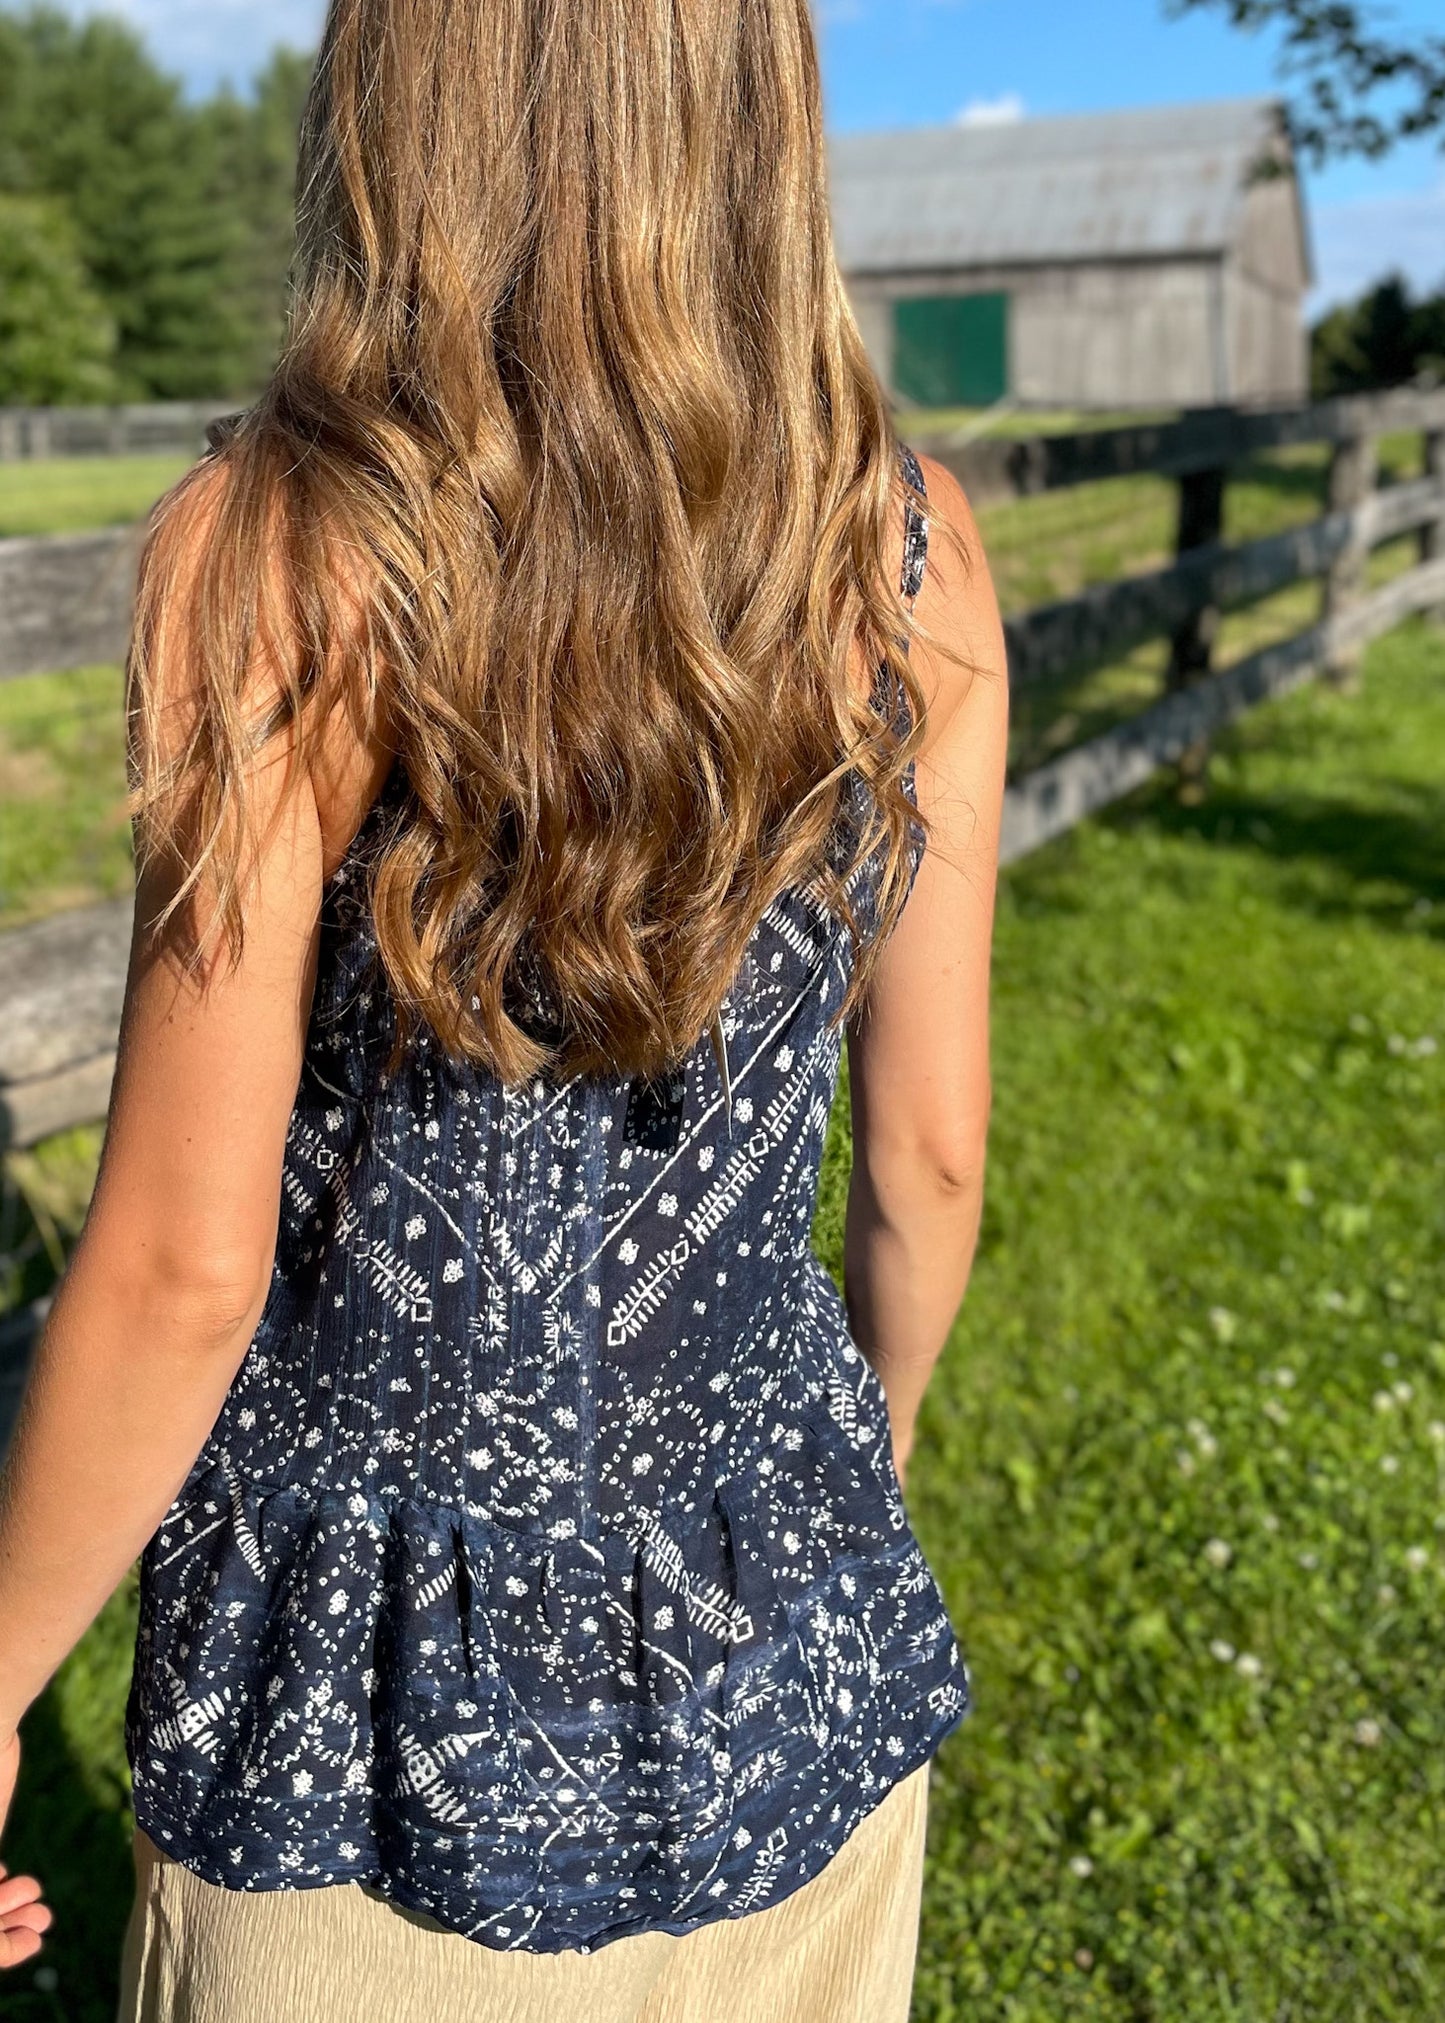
xmin=0 ymin=191 xmax=117 ymax=403
xmin=202 ymin=48 xmax=313 ymax=394
xmin=0 ymin=5 xmax=252 ymax=398
xmin=1311 ymin=274 xmax=1445 ymax=393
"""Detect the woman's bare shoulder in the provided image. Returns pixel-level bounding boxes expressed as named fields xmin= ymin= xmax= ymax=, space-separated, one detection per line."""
xmin=909 ymin=451 xmax=1008 ymax=745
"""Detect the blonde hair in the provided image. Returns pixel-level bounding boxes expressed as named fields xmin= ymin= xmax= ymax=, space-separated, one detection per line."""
xmin=127 ymin=0 xmax=926 ymax=1085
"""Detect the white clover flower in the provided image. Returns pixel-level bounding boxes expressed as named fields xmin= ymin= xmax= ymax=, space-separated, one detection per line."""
xmin=1261 ymin=1512 xmax=1281 ymax=1533
xmin=1208 ymin=1307 xmax=1237 ymax=1342
xmin=1404 ymin=1546 xmax=1430 ymax=1573
xmin=1209 ymin=1639 xmax=1237 ymax=1663
xmin=1274 ymin=1367 xmax=1297 ymax=1388
xmin=1069 ymin=1855 xmax=1094 ymax=1878
xmin=1177 ymin=1450 xmax=1198 ymax=1478
xmin=1203 ymin=1538 xmax=1233 ymax=1570
xmin=1353 ymin=1718 xmax=1382 ymax=1747
xmin=1377 ymin=1583 xmax=1398 ymax=1606
xmin=1236 ymin=1653 xmax=1263 ymax=1680
xmin=1298 ymin=1551 xmax=1319 ymax=1570
xmin=1373 ymin=1390 xmax=1396 ymax=1413
xmin=1381 ymin=1455 xmax=1401 ymax=1476
xmin=1393 ymin=1381 xmax=1415 ymax=1403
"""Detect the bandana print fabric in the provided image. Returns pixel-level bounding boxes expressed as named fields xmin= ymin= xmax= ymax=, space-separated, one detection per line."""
xmin=125 ymin=447 xmax=972 ymax=1953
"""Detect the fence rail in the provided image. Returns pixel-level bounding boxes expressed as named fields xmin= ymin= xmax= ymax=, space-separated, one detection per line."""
xmin=2 ymin=386 xmax=1444 ymax=1262
xmin=0 ymin=399 xmax=242 ymax=465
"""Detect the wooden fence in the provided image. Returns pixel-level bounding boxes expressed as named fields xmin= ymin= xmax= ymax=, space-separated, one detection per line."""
xmin=0 ymin=399 xmax=241 ymax=465
xmin=2 ymin=385 xmax=1443 ymax=1163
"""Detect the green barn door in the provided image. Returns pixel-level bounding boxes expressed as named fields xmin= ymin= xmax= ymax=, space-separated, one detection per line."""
xmin=892 ymin=293 xmax=1010 ymax=409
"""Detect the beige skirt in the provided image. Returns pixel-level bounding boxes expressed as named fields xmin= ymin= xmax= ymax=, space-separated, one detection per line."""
xmin=117 ymin=1760 xmax=931 ymax=2023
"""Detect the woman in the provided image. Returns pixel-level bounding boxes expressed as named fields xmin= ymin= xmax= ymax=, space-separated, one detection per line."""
xmin=0 ymin=0 xmax=1006 ymax=2015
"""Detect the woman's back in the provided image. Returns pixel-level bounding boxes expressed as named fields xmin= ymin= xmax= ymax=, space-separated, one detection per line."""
xmin=127 ymin=461 xmax=971 ymax=1951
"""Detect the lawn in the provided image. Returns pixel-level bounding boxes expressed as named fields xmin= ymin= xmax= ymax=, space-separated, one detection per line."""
xmin=0 ymin=456 xmax=190 ymax=540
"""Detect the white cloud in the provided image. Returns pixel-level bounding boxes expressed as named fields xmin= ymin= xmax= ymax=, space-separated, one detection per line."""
xmin=955 ymin=92 xmax=1026 ymax=129
xmin=1308 ymin=177 xmax=1445 ymax=314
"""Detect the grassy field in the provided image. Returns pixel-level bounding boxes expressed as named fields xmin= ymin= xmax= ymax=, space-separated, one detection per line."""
xmin=1 ymin=441 xmax=1443 ymax=2016
xmin=0 ymin=456 xmax=190 ymax=540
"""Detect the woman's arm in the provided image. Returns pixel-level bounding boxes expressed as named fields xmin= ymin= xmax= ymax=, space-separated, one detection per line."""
xmin=0 ymin=465 xmax=369 ymax=1960
xmin=844 ymin=455 xmax=1009 ymax=1485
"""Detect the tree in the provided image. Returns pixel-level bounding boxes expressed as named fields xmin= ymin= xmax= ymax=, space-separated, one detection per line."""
xmin=1166 ymin=0 xmax=1445 ymax=161
xmin=1311 ymin=274 xmax=1445 ymax=394
xmin=0 ymin=192 xmax=117 ymax=403
xmin=0 ymin=5 xmax=252 ymax=397
xmin=201 ymin=48 xmax=314 ymax=393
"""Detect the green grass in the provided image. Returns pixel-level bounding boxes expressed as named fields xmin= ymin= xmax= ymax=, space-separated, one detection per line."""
xmin=898 ymin=620 xmax=1445 ymax=2019
xmin=0 ymin=667 xmax=131 ymax=929
xmin=0 ymin=455 xmax=190 ymax=539
xmin=3 ymin=621 xmax=1441 ymax=2019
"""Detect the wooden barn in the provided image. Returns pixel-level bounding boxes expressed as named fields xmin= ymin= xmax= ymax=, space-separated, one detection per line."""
xmin=829 ymin=97 xmax=1312 ymax=412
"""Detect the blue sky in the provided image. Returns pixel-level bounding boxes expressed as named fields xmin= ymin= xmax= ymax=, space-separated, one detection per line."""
xmin=62 ymin=0 xmax=1445 ymax=310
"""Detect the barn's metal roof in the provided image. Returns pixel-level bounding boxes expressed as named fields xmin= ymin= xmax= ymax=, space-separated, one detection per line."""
xmin=829 ymin=98 xmax=1290 ymax=274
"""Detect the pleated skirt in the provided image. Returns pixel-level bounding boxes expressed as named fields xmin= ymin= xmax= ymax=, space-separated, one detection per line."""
xmin=117 ymin=1761 xmax=932 ymax=2023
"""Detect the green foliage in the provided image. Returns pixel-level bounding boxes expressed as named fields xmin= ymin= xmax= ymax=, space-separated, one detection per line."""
xmin=199 ymin=49 xmax=313 ymax=395
xmin=1312 ymin=274 xmax=1445 ymax=396
xmin=0 ymin=193 xmax=116 ymax=404
xmin=1166 ymin=0 xmax=1445 ymax=161
xmin=0 ymin=6 xmax=313 ymax=402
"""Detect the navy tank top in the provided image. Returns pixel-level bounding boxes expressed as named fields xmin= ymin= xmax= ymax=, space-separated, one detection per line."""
xmin=126 ymin=449 xmax=971 ymax=1953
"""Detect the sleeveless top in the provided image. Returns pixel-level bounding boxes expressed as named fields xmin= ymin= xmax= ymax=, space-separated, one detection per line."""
xmin=125 ymin=448 xmax=972 ymax=1954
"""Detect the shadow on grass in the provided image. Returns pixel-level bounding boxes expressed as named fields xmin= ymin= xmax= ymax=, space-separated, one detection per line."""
xmin=1109 ymin=773 xmax=1445 ymax=931
xmin=0 ymin=1691 xmax=132 ymax=2023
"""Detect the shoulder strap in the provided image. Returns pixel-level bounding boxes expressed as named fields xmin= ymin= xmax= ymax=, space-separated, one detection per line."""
xmin=899 ymin=446 xmax=929 ymax=612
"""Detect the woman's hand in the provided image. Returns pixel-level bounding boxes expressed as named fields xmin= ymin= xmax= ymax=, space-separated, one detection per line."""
xmin=0 ymin=1733 xmax=52 ymax=1968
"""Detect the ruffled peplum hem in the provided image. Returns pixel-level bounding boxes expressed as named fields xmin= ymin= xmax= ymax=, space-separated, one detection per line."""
xmin=127 ymin=1413 xmax=971 ymax=1952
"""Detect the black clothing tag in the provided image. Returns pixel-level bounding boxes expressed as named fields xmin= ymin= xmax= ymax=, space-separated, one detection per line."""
xmin=624 ymin=1068 xmax=687 ymax=1152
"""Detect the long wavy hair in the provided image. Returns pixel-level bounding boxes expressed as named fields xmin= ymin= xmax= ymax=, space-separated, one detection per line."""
xmin=127 ymin=0 xmax=928 ymax=1085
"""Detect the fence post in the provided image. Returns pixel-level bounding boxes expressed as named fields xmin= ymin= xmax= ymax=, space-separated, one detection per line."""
xmin=1322 ymin=427 xmax=1378 ymax=688
xmin=1166 ymin=464 xmax=1226 ymax=796
xmin=0 ymin=411 xmax=18 ymax=463
xmin=1422 ymin=424 xmax=1444 ymax=627
xmin=23 ymin=409 xmax=54 ymax=460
